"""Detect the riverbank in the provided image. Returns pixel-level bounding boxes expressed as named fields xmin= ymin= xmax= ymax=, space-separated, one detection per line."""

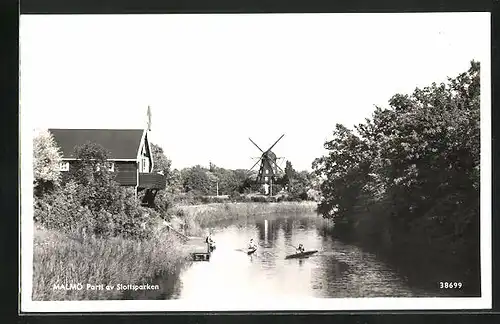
xmin=172 ymin=201 xmax=318 ymax=235
xmin=32 ymin=224 xmax=189 ymax=300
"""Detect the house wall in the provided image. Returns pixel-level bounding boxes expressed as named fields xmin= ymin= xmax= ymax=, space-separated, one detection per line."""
xmin=139 ymin=142 xmax=151 ymax=173
xmin=59 ymin=159 xmax=165 ymax=190
xmin=114 ymin=161 xmax=137 ymax=172
xmin=61 ymin=160 xmax=138 ymax=187
xmin=114 ymin=161 xmax=138 ymax=186
xmin=139 ymin=133 xmax=153 ymax=173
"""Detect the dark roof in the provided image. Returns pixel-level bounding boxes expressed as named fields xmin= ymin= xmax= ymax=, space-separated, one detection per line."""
xmin=49 ymin=129 xmax=145 ymax=159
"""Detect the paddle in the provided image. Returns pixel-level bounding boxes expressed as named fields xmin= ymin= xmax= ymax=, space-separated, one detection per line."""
xmin=286 ymin=243 xmax=305 ymax=253
xmin=283 ymin=243 xmax=323 ymax=259
xmin=235 ymin=246 xmax=258 ymax=254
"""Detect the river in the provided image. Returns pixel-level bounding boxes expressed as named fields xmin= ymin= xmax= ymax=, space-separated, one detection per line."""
xmin=138 ymin=211 xmax=444 ymax=300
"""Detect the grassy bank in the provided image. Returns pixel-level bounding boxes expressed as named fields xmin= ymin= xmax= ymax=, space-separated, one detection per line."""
xmin=173 ymin=201 xmax=318 ymax=236
xmin=32 ymin=225 xmax=189 ymax=300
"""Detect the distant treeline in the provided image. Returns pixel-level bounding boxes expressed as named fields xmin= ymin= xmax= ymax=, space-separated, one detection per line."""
xmin=151 ymin=152 xmax=322 ymax=208
xmin=313 ymin=61 xmax=480 ymax=295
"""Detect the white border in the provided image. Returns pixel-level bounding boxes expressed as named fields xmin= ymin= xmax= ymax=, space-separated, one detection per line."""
xmin=20 ymin=12 xmax=492 ymax=312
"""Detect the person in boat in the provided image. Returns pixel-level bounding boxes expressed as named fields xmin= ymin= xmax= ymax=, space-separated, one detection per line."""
xmin=248 ymin=238 xmax=257 ymax=251
xmin=296 ymin=243 xmax=305 ymax=253
xmin=206 ymin=233 xmax=215 ymax=252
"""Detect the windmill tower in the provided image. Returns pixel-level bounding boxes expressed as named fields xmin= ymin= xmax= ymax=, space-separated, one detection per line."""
xmin=248 ymin=134 xmax=285 ymax=196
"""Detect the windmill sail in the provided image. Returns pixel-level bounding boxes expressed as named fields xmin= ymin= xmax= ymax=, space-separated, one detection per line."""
xmin=248 ymin=134 xmax=285 ymax=187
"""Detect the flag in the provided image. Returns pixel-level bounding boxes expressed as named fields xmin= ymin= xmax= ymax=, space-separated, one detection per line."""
xmin=147 ymin=105 xmax=152 ymax=131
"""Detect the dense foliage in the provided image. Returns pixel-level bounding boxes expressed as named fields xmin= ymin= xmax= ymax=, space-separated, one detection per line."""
xmin=150 ymin=143 xmax=172 ymax=179
xmin=280 ymin=161 xmax=317 ymax=200
xmin=313 ymin=61 xmax=480 ymax=293
xmin=33 ymin=129 xmax=62 ymax=196
xmin=34 ymin=141 xmax=160 ymax=239
xmin=149 ymin=142 xmax=175 ymax=215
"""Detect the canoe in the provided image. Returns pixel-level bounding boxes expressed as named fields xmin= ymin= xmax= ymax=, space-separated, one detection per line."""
xmin=247 ymin=248 xmax=257 ymax=255
xmin=285 ymin=250 xmax=318 ymax=259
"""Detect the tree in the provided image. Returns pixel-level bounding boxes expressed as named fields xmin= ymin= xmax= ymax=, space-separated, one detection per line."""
xmin=314 ymin=61 xmax=480 ymax=240
xmin=69 ymin=142 xmax=122 ymax=214
xmin=211 ymin=167 xmax=242 ymax=195
xmin=282 ymin=161 xmax=294 ymax=188
xmin=149 ymin=142 xmax=173 ymax=211
xmin=277 ymin=160 xmax=312 ymax=199
xmin=209 ymin=161 xmax=216 ymax=172
xmin=206 ymin=170 xmax=219 ymax=195
xmin=150 ymin=143 xmax=172 ymax=179
xmin=234 ymin=169 xmax=251 ymax=193
xmin=182 ymin=165 xmax=211 ymax=195
xmin=33 ymin=129 xmax=62 ymax=196
xmin=166 ymin=169 xmax=183 ymax=195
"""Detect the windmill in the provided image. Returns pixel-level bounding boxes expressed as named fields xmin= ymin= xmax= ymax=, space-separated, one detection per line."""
xmin=248 ymin=134 xmax=285 ymax=195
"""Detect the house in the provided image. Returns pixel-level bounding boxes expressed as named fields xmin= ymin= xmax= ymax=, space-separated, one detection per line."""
xmin=49 ymin=127 xmax=166 ymax=207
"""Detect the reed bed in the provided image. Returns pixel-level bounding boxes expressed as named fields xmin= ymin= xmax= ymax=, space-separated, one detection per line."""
xmin=175 ymin=201 xmax=318 ymax=235
xmin=32 ymin=225 xmax=189 ymax=300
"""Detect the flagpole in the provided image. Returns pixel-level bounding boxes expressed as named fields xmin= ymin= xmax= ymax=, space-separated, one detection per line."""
xmin=147 ymin=105 xmax=152 ymax=131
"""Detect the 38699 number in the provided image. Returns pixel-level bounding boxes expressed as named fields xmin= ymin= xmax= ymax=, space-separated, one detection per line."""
xmin=439 ymin=282 xmax=462 ymax=289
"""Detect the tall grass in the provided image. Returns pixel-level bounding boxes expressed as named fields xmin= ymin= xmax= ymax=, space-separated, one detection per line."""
xmin=32 ymin=225 xmax=189 ymax=300
xmin=175 ymin=201 xmax=318 ymax=236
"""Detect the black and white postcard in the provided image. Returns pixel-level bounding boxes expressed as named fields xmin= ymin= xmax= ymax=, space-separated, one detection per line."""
xmin=20 ymin=12 xmax=492 ymax=312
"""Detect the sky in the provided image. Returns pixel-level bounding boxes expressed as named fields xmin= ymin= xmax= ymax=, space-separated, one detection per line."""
xmin=20 ymin=13 xmax=490 ymax=171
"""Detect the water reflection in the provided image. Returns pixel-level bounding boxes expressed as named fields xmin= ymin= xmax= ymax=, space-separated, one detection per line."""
xmin=149 ymin=212 xmax=438 ymax=300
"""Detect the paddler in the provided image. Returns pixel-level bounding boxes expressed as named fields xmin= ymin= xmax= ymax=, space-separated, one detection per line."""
xmin=296 ymin=243 xmax=305 ymax=253
xmin=248 ymin=238 xmax=257 ymax=250
xmin=206 ymin=232 xmax=215 ymax=252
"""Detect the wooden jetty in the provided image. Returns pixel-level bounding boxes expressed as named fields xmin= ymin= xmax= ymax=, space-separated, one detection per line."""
xmin=185 ymin=236 xmax=212 ymax=261
xmin=163 ymin=224 xmax=212 ymax=262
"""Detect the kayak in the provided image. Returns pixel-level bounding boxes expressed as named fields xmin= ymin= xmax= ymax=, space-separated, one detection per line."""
xmin=285 ymin=250 xmax=318 ymax=259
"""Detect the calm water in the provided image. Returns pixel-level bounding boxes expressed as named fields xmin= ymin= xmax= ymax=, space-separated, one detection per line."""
xmin=143 ymin=212 xmax=441 ymax=299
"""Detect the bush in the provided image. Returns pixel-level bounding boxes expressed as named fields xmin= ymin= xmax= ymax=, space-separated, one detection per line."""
xmin=34 ymin=181 xmax=157 ymax=240
xmin=250 ymin=196 xmax=274 ymax=203
xmin=153 ymin=190 xmax=174 ymax=217
xmin=34 ymin=181 xmax=82 ymax=232
xmin=229 ymin=192 xmax=249 ymax=202
xmin=33 ymin=141 xmax=165 ymax=240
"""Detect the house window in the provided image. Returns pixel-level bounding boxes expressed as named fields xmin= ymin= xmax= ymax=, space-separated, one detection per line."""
xmin=96 ymin=162 xmax=114 ymax=172
xmin=265 ymin=169 xmax=269 ymax=174
xmin=59 ymin=161 xmax=69 ymax=172
xmin=141 ymin=157 xmax=150 ymax=173
xmin=264 ymin=176 xmax=269 ymax=182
